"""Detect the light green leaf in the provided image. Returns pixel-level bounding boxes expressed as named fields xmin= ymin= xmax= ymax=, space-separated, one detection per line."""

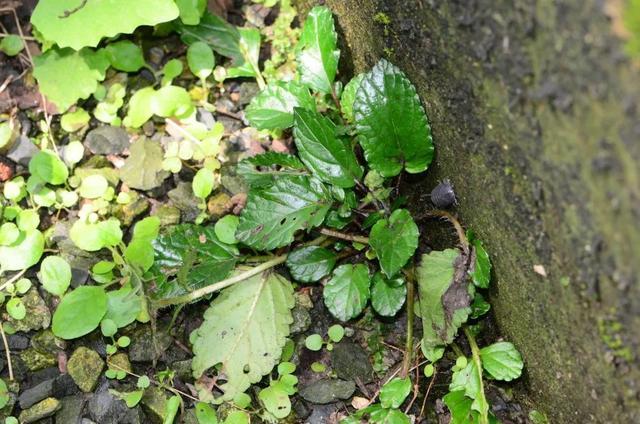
xmin=105 ymin=285 xmax=142 ymax=328
xmin=79 ymin=174 xmax=109 ymax=199
xmin=187 ymin=41 xmax=215 ymax=79
xmin=323 ymin=264 xmax=370 ymax=322
xmin=123 ymin=87 xmax=155 ymax=128
xmin=417 ymin=249 xmax=474 ymax=362
xmin=0 ymin=121 xmax=17 ymax=149
xmin=296 ymin=6 xmax=339 ymax=93
xmin=0 ymin=229 xmax=44 ymax=272
xmin=369 ymin=209 xmax=419 ymax=277
xmin=245 ymin=81 xmax=315 ymax=130
xmin=354 ymin=59 xmax=433 ymax=177
xmin=100 ymin=318 xmax=117 ymax=337
xmin=0 ymin=379 xmax=9 ymax=409
xmin=236 ymin=176 xmax=332 ymax=251
xmin=195 ymin=402 xmax=218 ymax=424
xmin=236 ymin=152 xmax=307 ymax=188
xmin=164 ymin=395 xmax=181 ymax=424
xmin=105 ymin=40 xmax=145 ymax=72
xmin=38 ymin=255 xmax=72 ymax=296
xmin=61 ymin=109 xmax=90 ymax=132
xmin=70 ymin=218 xmax=122 ymax=252
xmin=0 ymin=35 xmax=24 ymax=56
xmin=293 ymin=107 xmax=362 ymax=188
xmin=214 ymin=215 xmax=239 ymax=245
xmin=31 ymin=0 xmax=179 ymax=50
xmin=443 ymin=390 xmax=474 ymax=424
xmin=450 ymin=360 xmax=489 ymax=419
xmin=161 ymin=59 xmax=184 ymax=86
xmin=327 ymin=324 xmax=345 ymax=343
xmin=223 ymin=411 xmax=249 ymax=424
xmin=470 ymin=292 xmax=491 ymax=319
xmin=17 ymin=209 xmax=40 ymax=232
xmin=480 ymin=342 xmax=523 ymax=381
xmin=119 ymin=138 xmax=169 ymax=190
xmin=33 ymin=47 xmax=109 ymax=112
xmin=304 ymin=334 xmax=323 ymax=351
xmin=6 ymin=298 xmax=25 ymax=320
xmin=29 ymin=150 xmax=69 ymax=185
xmin=340 ymin=74 xmax=364 ymax=123
xmin=124 ymin=217 xmax=160 ymax=272
xmin=379 ymin=377 xmax=411 ymax=409
xmin=259 ymin=385 xmax=291 ymax=419
xmin=191 ymin=271 xmax=295 ymax=401
xmin=0 ymin=223 xmax=19 ymax=246
xmin=286 ymin=245 xmax=336 ymax=283
xmin=192 ymin=168 xmax=215 ymax=199
xmin=370 ymin=272 xmax=406 ymax=317
xmin=226 ymin=27 xmax=261 ymax=79
xmin=52 ymin=285 xmax=108 ymax=339
xmin=151 ymin=85 xmax=195 ymax=118
xmin=176 ymin=0 xmax=206 ymax=25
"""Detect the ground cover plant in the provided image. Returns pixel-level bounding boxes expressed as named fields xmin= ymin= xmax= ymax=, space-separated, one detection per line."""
xmin=0 ymin=1 xmax=530 ymax=422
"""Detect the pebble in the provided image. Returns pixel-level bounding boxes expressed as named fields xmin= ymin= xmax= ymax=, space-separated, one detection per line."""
xmin=67 ymin=347 xmax=104 ymax=393
xmin=299 ymin=379 xmax=355 ymax=404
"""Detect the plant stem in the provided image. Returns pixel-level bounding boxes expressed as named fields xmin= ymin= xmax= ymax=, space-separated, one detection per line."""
xmin=0 ymin=269 xmax=27 ymax=292
xmin=0 ymin=321 xmax=13 ymax=381
xmin=421 ymin=210 xmax=469 ymax=253
xmin=400 ymin=271 xmax=415 ymax=378
xmin=463 ymin=326 xmax=489 ymax=424
xmin=319 ymin=228 xmax=369 ymax=244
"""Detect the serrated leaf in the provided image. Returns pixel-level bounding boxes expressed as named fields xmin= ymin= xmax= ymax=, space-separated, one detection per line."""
xmin=0 ymin=229 xmax=44 ymax=272
xmin=417 ymin=249 xmax=475 ymax=361
xmin=296 ymin=6 xmax=339 ymax=93
xmin=323 ymin=264 xmax=370 ymax=322
xmin=480 ymin=342 xmax=523 ymax=381
xmin=191 ymin=270 xmax=295 ymax=401
xmin=470 ymin=237 xmax=491 ymax=288
xmin=450 ymin=360 xmax=489 ymax=419
xmin=245 ymin=82 xmax=315 ymax=130
xmin=354 ymin=59 xmax=433 ymax=177
xmin=340 ymin=74 xmax=364 ymax=123
xmin=369 ymin=209 xmax=419 ymax=277
xmin=236 ymin=176 xmax=332 ymax=251
xmin=52 ymin=286 xmax=107 ymax=339
xmin=443 ymin=390 xmax=474 ymax=424
xmin=31 ymin=0 xmax=179 ymax=50
xmin=293 ymin=108 xmax=363 ymax=188
xmin=237 ymin=152 xmax=307 ymax=188
xmin=149 ymin=224 xmax=239 ymax=300
xmin=285 ymin=246 xmax=336 ymax=283
xmin=371 ymin=272 xmax=406 ymax=317
xmin=119 ymin=138 xmax=169 ymax=190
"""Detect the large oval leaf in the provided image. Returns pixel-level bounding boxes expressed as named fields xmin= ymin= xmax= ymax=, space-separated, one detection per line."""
xmin=354 ymin=59 xmax=434 ymax=177
xmin=52 ymin=286 xmax=108 ymax=339
xmin=245 ymin=82 xmax=315 ymax=130
xmin=369 ymin=209 xmax=419 ymax=277
xmin=0 ymin=229 xmax=44 ymax=272
xmin=323 ymin=264 xmax=370 ymax=322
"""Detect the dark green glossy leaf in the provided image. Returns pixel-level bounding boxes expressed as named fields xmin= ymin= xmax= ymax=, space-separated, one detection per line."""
xmin=226 ymin=27 xmax=261 ymax=79
xmin=417 ymin=249 xmax=475 ymax=362
xmin=379 ymin=377 xmax=411 ymax=409
xmin=178 ymin=12 xmax=241 ymax=60
xmin=149 ymin=224 xmax=239 ymax=300
xmin=368 ymin=406 xmax=411 ymax=424
xmin=369 ymin=209 xmax=419 ymax=277
xmin=52 ymin=286 xmax=107 ymax=339
xmin=245 ymin=82 xmax=315 ymax=130
xmin=236 ymin=176 xmax=332 ymax=251
xmin=323 ymin=264 xmax=370 ymax=322
xmin=296 ymin=6 xmax=339 ymax=93
xmin=354 ymin=59 xmax=433 ymax=177
xmin=371 ymin=272 xmax=406 ymax=317
xmin=470 ymin=292 xmax=491 ymax=319
xmin=293 ymin=108 xmax=363 ymax=188
xmin=237 ymin=152 xmax=307 ymax=188
xmin=105 ymin=40 xmax=145 ymax=72
xmin=286 ymin=246 xmax=336 ymax=283
xmin=480 ymin=342 xmax=523 ymax=381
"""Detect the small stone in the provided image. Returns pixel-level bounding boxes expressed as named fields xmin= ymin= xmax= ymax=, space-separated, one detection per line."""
xmin=168 ymin=182 xmax=201 ymax=222
xmin=109 ymin=353 xmax=132 ymax=374
xmin=207 ymin=192 xmax=231 ymax=218
xmin=153 ymin=205 xmax=181 ymax=226
xmin=0 ymin=334 xmax=29 ymax=351
xmin=52 ymin=373 xmax=79 ymax=398
xmin=170 ymin=359 xmax=192 ymax=381
xmin=290 ymin=305 xmax=311 ymax=335
xmin=128 ymin=327 xmax=172 ymax=363
xmin=20 ymin=348 xmax=57 ymax=371
xmin=6 ymin=135 xmax=39 ymax=165
xmin=19 ymin=379 xmax=54 ymax=409
xmin=4 ymin=288 xmax=50 ymax=332
xmin=331 ymin=342 xmax=374 ymax=383
xmin=55 ymin=395 xmax=85 ymax=424
xmin=238 ymin=82 xmax=260 ymax=106
xmin=141 ymin=386 xmax=167 ymax=422
xmin=85 ymin=126 xmax=130 ymax=155
xmin=86 ymin=383 xmax=130 ymax=424
xmin=299 ymin=379 xmax=355 ymax=404
xmin=31 ymin=330 xmax=64 ymax=355
xmin=18 ymin=398 xmax=61 ymax=423
xmin=67 ymin=347 xmax=104 ymax=392
xmin=112 ymin=194 xmax=150 ymax=226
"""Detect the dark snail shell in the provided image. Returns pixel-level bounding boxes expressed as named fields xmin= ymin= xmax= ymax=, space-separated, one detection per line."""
xmin=430 ymin=179 xmax=457 ymax=209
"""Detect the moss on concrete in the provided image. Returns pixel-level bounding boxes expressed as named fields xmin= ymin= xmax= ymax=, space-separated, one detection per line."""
xmin=298 ymin=0 xmax=640 ymax=421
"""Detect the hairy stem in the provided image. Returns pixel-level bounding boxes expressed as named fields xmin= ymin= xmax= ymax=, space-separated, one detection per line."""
xmin=464 ymin=326 xmax=489 ymax=424
xmin=421 ymin=210 xmax=469 ymax=253
xmin=319 ymin=228 xmax=369 ymax=244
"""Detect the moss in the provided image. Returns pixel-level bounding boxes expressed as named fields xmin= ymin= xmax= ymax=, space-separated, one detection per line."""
xmin=598 ymin=310 xmax=634 ymax=362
